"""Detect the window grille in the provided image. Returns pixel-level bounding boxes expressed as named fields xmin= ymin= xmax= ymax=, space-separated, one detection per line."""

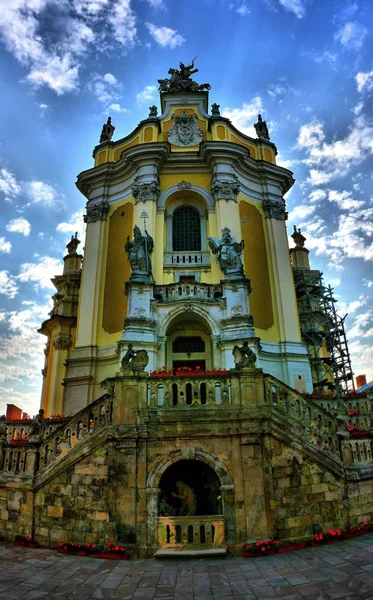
xmin=172 ymin=207 xmax=201 ymax=251
xmin=173 ymin=336 xmax=205 ymax=354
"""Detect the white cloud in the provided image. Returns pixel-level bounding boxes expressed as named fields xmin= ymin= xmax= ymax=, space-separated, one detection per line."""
xmin=328 ymin=189 xmax=365 ymax=210
xmin=0 ymin=167 xmax=21 ymax=200
xmin=278 ymin=0 xmax=305 ymax=18
xmin=89 ymin=72 xmax=122 ymax=108
xmin=18 ymin=256 xmax=63 ymax=291
xmin=108 ymin=103 xmax=128 ymax=113
xmin=27 ymin=181 xmax=61 ymax=207
xmin=144 ymin=0 xmax=165 ymax=7
xmin=145 ymin=23 xmax=185 ymax=48
xmin=136 ymin=85 xmax=157 ymax=104
xmin=298 ymin=115 xmax=373 ymax=186
xmin=108 ymin=0 xmax=137 ymax=46
xmin=236 ymin=4 xmax=250 ymax=15
xmin=0 ymin=300 xmax=52 ymax=415
xmin=363 ymin=279 xmax=373 ymax=288
xmin=308 ymin=189 xmax=327 ymax=203
xmin=0 ymin=271 xmax=18 ymax=298
xmin=0 ymin=0 xmax=137 ymax=95
xmin=56 ymin=209 xmax=86 ymax=246
xmin=222 ymin=97 xmax=263 ymax=138
xmin=335 ymin=22 xmax=368 ymax=52
xmin=6 ymin=218 xmax=31 ymax=237
xmin=356 ymin=70 xmax=373 ymax=94
xmin=0 ymin=237 xmax=12 ymax=254
xmin=287 ymin=204 xmax=316 ymax=222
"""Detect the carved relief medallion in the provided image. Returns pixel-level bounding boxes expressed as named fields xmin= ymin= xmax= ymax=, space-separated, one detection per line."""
xmin=168 ymin=110 xmax=203 ymax=147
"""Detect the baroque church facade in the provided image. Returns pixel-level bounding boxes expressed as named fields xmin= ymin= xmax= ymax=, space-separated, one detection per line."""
xmin=1 ymin=63 xmax=372 ymax=556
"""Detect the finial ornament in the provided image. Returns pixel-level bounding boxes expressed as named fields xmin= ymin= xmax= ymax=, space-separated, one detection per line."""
xmin=211 ymin=103 xmax=221 ymax=116
xmin=291 ymin=225 xmax=306 ymax=248
xmin=99 ymin=116 xmax=115 ymax=144
xmin=158 ymin=57 xmax=211 ymax=93
xmin=66 ymin=232 xmax=80 ymax=255
xmin=148 ymin=105 xmax=158 ymax=117
xmin=254 ymin=114 xmax=270 ymax=140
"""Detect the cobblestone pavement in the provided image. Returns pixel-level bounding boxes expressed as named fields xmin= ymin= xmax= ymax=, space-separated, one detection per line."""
xmin=2 ymin=535 xmax=373 ymax=600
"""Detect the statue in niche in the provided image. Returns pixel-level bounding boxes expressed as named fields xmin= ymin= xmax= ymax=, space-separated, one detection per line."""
xmin=121 ymin=344 xmax=149 ymax=372
xmin=233 ymin=341 xmax=257 ymax=369
xmin=0 ymin=415 xmax=7 ymax=441
xmin=29 ymin=409 xmax=46 ymax=439
xmin=171 ymin=481 xmax=197 ymax=516
xmin=208 ymin=227 xmax=244 ymax=276
xmin=125 ymin=225 xmax=154 ymax=276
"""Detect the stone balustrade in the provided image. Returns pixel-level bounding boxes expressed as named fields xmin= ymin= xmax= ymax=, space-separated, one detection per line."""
xmin=265 ymin=377 xmax=342 ymax=461
xmin=153 ymin=282 xmax=222 ymax=303
xmin=341 ymin=438 xmax=373 ymax=466
xmin=4 ymin=419 xmax=66 ymax=443
xmin=148 ymin=374 xmax=231 ymax=408
xmin=158 ymin=516 xmax=225 ymax=551
xmin=0 ymin=394 xmax=113 ymax=478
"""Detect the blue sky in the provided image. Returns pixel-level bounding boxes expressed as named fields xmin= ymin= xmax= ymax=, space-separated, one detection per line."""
xmin=0 ymin=0 xmax=373 ymax=416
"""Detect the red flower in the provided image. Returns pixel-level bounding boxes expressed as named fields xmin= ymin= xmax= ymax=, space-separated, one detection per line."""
xmin=261 ymin=547 xmax=265 ymax=552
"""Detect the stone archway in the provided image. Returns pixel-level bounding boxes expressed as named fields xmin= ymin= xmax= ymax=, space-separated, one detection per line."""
xmin=146 ymin=447 xmax=235 ymax=551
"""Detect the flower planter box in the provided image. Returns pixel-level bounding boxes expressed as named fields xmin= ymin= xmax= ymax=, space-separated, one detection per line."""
xmin=10 ymin=440 xmax=29 ymax=445
xmin=350 ymin=431 xmax=369 ymax=437
xmin=326 ymin=538 xmax=342 ymax=545
xmin=95 ymin=552 xmax=129 ymax=560
xmin=176 ymin=371 xmax=202 ymax=377
xmin=309 ymin=540 xmax=323 ymax=547
xmin=14 ymin=541 xmax=38 ymax=549
xmin=57 ymin=548 xmax=87 ymax=556
xmin=278 ymin=543 xmax=306 ymax=553
xmin=150 ymin=373 xmax=172 ymax=378
xmin=241 ymin=550 xmax=277 ymax=558
xmin=206 ymin=371 xmax=230 ymax=376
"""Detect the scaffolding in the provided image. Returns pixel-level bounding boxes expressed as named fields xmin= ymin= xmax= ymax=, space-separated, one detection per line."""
xmin=293 ymin=270 xmax=354 ymax=393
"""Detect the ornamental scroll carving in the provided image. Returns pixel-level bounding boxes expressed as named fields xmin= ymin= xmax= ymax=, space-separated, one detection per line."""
xmin=53 ymin=336 xmax=71 ymax=351
xmin=211 ymin=175 xmax=240 ymax=202
xmin=131 ymin=179 xmax=160 ymax=203
xmin=177 ymin=180 xmax=192 ymax=190
xmin=262 ymin=198 xmax=288 ymax=221
xmin=84 ymin=201 xmax=110 ymax=223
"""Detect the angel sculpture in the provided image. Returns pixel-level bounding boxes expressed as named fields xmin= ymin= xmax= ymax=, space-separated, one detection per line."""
xmin=208 ymin=227 xmax=244 ymax=276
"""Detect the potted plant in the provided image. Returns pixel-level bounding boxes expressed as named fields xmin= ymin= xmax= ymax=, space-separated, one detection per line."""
xmin=278 ymin=540 xmax=306 ymax=553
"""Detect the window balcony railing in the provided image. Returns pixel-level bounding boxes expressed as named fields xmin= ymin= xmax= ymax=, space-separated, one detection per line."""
xmin=163 ymin=251 xmax=211 ymax=268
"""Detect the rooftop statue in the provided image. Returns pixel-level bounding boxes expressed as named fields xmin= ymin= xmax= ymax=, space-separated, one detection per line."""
xmin=208 ymin=227 xmax=244 ymax=277
xmin=291 ymin=225 xmax=306 ymax=249
xmin=254 ymin=114 xmax=270 ymax=140
xmin=99 ymin=116 xmax=115 ymax=144
xmin=158 ymin=57 xmax=211 ymax=93
xmin=29 ymin=409 xmax=46 ymax=440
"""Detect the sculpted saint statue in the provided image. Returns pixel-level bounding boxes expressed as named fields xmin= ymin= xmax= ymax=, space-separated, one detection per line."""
xmin=171 ymin=481 xmax=197 ymax=516
xmin=125 ymin=225 xmax=154 ymax=275
xmin=29 ymin=409 xmax=46 ymax=439
xmin=233 ymin=341 xmax=257 ymax=369
xmin=208 ymin=227 xmax=244 ymax=276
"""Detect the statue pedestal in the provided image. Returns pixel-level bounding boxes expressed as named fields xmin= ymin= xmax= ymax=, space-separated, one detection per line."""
xmin=121 ymin=281 xmax=157 ymax=369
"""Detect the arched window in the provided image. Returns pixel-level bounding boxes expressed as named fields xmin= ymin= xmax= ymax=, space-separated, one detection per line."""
xmin=173 ymin=207 xmax=201 ymax=251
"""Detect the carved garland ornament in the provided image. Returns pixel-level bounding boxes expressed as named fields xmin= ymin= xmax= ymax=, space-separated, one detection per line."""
xmin=131 ymin=179 xmax=160 ymax=203
xmin=84 ymin=200 xmax=110 ymax=223
xmin=262 ymin=198 xmax=288 ymax=221
xmin=177 ymin=180 xmax=192 ymax=190
xmin=211 ymin=175 xmax=240 ymax=202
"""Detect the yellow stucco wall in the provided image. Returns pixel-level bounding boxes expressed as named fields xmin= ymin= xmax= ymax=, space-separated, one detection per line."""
xmin=239 ymin=201 xmax=274 ymax=331
xmin=102 ymin=202 xmax=133 ymax=334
